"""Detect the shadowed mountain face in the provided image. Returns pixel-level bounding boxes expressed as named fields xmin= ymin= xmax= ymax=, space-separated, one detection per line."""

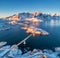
xmin=4 ymin=12 xmax=60 ymax=21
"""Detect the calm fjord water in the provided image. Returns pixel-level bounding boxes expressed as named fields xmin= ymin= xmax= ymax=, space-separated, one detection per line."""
xmin=0 ymin=19 xmax=60 ymax=50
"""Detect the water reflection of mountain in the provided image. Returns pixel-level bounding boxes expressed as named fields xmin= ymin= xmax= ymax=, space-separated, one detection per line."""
xmin=45 ymin=19 xmax=60 ymax=26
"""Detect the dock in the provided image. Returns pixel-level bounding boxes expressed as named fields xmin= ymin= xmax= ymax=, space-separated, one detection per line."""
xmin=1 ymin=34 xmax=32 ymax=58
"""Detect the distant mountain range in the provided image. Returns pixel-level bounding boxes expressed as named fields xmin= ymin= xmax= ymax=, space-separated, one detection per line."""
xmin=4 ymin=12 xmax=60 ymax=21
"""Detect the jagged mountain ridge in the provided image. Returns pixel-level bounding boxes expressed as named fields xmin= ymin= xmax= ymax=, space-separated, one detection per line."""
xmin=5 ymin=12 xmax=60 ymax=21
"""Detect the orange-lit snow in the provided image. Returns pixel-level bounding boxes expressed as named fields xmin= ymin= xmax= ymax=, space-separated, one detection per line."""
xmin=25 ymin=18 xmax=42 ymax=23
xmin=6 ymin=14 xmax=19 ymax=21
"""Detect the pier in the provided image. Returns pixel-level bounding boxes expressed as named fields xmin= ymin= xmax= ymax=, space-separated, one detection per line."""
xmin=2 ymin=34 xmax=32 ymax=58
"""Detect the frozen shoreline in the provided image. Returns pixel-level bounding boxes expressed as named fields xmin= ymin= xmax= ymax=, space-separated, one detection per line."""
xmin=0 ymin=42 xmax=60 ymax=58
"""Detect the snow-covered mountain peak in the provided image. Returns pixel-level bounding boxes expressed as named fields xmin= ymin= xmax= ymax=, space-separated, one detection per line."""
xmin=3 ymin=12 xmax=60 ymax=21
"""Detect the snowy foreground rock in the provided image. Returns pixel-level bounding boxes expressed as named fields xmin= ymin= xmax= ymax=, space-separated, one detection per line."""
xmin=0 ymin=45 xmax=60 ymax=58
